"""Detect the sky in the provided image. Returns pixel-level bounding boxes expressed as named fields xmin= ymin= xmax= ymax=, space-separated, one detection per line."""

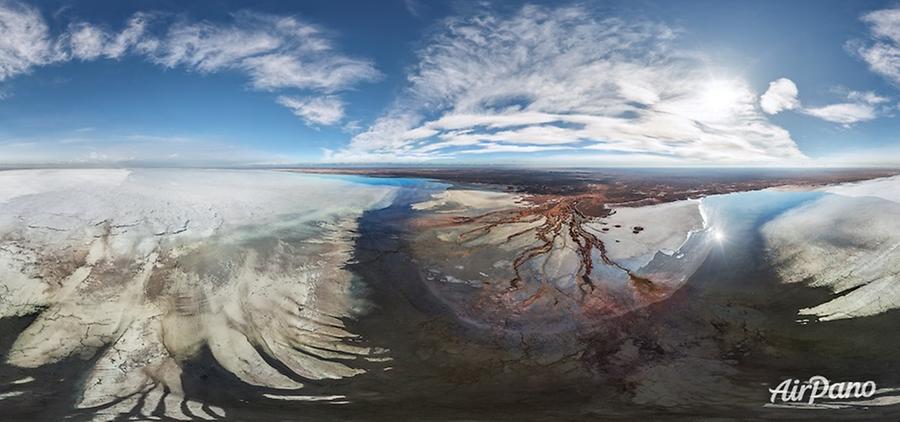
xmin=2 ymin=0 xmax=900 ymax=167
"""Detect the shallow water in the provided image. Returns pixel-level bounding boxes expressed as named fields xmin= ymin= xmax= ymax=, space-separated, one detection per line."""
xmin=1 ymin=172 xmax=899 ymax=420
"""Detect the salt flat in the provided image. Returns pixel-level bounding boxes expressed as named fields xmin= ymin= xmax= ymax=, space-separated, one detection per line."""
xmin=0 ymin=169 xmax=398 ymax=420
xmin=586 ymin=199 xmax=707 ymax=270
xmin=763 ymin=176 xmax=900 ymax=321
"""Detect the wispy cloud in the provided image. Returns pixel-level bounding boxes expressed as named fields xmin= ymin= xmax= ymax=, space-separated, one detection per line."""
xmin=0 ymin=2 xmax=377 ymax=126
xmin=803 ymin=102 xmax=877 ymax=126
xmin=150 ymin=12 xmax=379 ymax=93
xmin=276 ymin=95 xmax=344 ymax=126
xmin=851 ymin=7 xmax=900 ymax=86
xmin=333 ymin=5 xmax=805 ymax=164
xmin=66 ymin=14 xmax=151 ymax=60
xmin=0 ymin=1 xmax=61 ymax=80
xmin=846 ymin=89 xmax=889 ymax=104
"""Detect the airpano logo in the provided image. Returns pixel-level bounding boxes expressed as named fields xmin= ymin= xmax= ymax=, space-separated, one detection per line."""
xmin=768 ymin=376 xmax=876 ymax=407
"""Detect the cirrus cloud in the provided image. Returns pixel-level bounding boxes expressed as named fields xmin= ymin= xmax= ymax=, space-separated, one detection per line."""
xmin=803 ymin=102 xmax=878 ymax=126
xmin=852 ymin=7 xmax=900 ymax=86
xmin=149 ymin=11 xmax=379 ymax=94
xmin=0 ymin=2 xmax=377 ymax=126
xmin=332 ymin=5 xmax=806 ymax=164
xmin=0 ymin=1 xmax=61 ymax=80
xmin=276 ymin=95 xmax=344 ymax=126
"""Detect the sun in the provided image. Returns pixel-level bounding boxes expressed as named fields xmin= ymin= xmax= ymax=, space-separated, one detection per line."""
xmin=699 ymin=79 xmax=745 ymax=111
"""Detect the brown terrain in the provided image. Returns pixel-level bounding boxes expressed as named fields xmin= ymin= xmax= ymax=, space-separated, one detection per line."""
xmin=289 ymin=167 xmax=897 ymax=293
xmin=283 ymin=166 xmax=899 ymax=200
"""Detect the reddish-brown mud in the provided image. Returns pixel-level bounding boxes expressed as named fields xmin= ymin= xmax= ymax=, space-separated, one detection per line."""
xmin=416 ymin=188 xmax=662 ymax=308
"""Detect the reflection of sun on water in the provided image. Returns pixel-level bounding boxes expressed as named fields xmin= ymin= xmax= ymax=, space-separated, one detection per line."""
xmin=713 ymin=228 xmax=726 ymax=242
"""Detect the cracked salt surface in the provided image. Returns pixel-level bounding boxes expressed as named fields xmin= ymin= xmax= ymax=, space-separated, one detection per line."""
xmin=0 ymin=169 xmax=400 ymax=420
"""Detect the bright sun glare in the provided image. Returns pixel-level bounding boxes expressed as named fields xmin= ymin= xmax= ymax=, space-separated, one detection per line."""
xmin=699 ymin=79 xmax=746 ymax=118
xmin=699 ymin=79 xmax=744 ymax=111
xmin=713 ymin=229 xmax=726 ymax=242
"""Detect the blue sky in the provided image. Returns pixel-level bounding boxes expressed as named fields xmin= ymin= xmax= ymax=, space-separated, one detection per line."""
xmin=1 ymin=0 xmax=900 ymax=166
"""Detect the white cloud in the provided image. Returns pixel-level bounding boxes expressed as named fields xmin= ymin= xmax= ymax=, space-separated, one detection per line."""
xmin=66 ymin=14 xmax=150 ymax=60
xmin=803 ymin=102 xmax=877 ymax=125
xmin=0 ymin=3 xmax=375 ymax=126
xmin=853 ymin=7 xmax=900 ymax=85
xmin=457 ymin=144 xmax=574 ymax=155
xmin=276 ymin=95 xmax=344 ymax=125
xmin=0 ymin=4 xmax=152 ymax=78
xmin=148 ymin=12 xmax=378 ymax=93
xmin=150 ymin=17 xmax=282 ymax=72
xmin=757 ymin=77 xmax=888 ymax=126
xmin=334 ymin=5 xmax=806 ymax=164
xmin=760 ymin=78 xmax=799 ymax=114
xmin=798 ymin=88 xmax=889 ymax=126
xmin=68 ymin=23 xmax=111 ymax=60
xmin=0 ymin=2 xmax=60 ymax=80
xmin=847 ymin=89 xmax=889 ymax=104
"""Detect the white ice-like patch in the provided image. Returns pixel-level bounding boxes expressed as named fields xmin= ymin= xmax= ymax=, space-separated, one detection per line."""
xmin=587 ymin=199 xmax=706 ymax=270
xmin=263 ymin=394 xmax=347 ymax=401
xmin=0 ymin=391 xmax=24 ymax=401
xmin=763 ymin=176 xmax=900 ymax=321
xmin=821 ymin=175 xmax=900 ymax=204
xmin=412 ymin=189 xmax=522 ymax=213
xmin=0 ymin=169 xmax=398 ymax=420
